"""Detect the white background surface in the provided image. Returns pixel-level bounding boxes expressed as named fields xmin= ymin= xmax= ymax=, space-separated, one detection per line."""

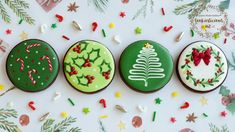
xmin=0 ymin=0 xmax=235 ymax=131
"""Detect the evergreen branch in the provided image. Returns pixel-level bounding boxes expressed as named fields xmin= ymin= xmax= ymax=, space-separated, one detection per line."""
xmin=4 ymin=0 xmax=35 ymax=25
xmin=0 ymin=0 xmax=11 ymax=23
xmin=53 ymin=117 xmax=77 ymax=132
xmin=14 ymin=0 xmax=29 ymax=8
xmin=219 ymin=0 xmax=230 ymax=11
xmin=88 ymin=0 xmax=109 ymax=13
xmin=41 ymin=119 xmax=55 ymax=132
xmin=132 ymin=0 xmax=155 ymax=20
xmin=66 ymin=127 xmax=82 ymax=132
xmin=0 ymin=109 xmax=18 ymax=118
xmin=209 ymin=123 xmax=229 ymax=132
xmin=0 ymin=118 xmax=19 ymax=132
xmin=98 ymin=120 xmax=106 ymax=132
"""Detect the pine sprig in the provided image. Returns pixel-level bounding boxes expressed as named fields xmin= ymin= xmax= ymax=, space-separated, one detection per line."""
xmin=0 ymin=109 xmax=18 ymax=118
xmin=98 ymin=120 xmax=106 ymax=132
xmin=4 ymin=0 xmax=35 ymax=25
xmin=0 ymin=109 xmax=19 ymax=132
xmin=53 ymin=117 xmax=76 ymax=131
xmin=14 ymin=0 xmax=29 ymax=8
xmin=88 ymin=0 xmax=109 ymax=13
xmin=132 ymin=0 xmax=155 ymax=20
xmin=66 ymin=127 xmax=82 ymax=132
xmin=209 ymin=123 xmax=229 ymax=132
xmin=0 ymin=1 xmax=11 ymax=23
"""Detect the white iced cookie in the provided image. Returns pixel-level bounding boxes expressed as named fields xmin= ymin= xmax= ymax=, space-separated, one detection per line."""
xmin=177 ymin=41 xmax=228 ymax=92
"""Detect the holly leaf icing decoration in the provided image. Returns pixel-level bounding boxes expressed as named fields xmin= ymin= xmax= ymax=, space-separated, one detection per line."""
xmin=76 ymin=75 xmax=89 ymax=87
xmin=98 ymin=59 xmax=112 ymax=73
xmin=128 ymin=44 xmax=165 ymax=87
xmin=226 ymin=99 xmax=235 ymax=114
xmin=87 ymin=48 xmax=101 ymax=63
xmin=219 ymin=0 xmax=230 ymax=11
xmin=219 ymin=85 xmax=230 ymax=96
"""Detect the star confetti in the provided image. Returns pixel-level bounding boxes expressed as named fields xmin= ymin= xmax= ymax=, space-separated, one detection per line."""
xmin=51 ymin=23 xmax=57 ymax=29
xmin=199 ymin=96 xmax=208 ymax=106
xmin=19 ymin=31 xmax=28 ymax=40
xmin=186 ymin=113 xmax=197 ymax=123
xmin=5 ymin=29 xmax=12 ymax=35
xmin=67 ymin=2 xmax=79 ymax=12
xmin=118 ymin=121 xmax=126 ymax=131
xmin=170 ymin=117 xmax=176 ymax=123
xmin=135 ymin=27 xmax=142 ymax=34
xmin=201 ymin=25 xmax=207 ymax=31
xmin=82 ymin=107 xmax=90 ymax=114
xmin=220 ymin=111 xmax=227 ymax=117
xmin=120 ymin=12 xmax=126 ymax=18
xmin=155 ymin=98 xmax=162 ymax=105
xmin=213 ymin=32 xmax=220 ymax=39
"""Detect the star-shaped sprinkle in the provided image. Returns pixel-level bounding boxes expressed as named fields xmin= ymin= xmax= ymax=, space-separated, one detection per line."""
xmin=135 ymin=27 xmax=142 ymax=34
xmin=220 ymin=111 xmax=227 ymax=117
xmin=199 ymin=96 xmax=208 ymax=106
xmin=0 ymin=84 xmax=4 ymax=91
xmin=5 ymin=29 xmax=12 ymax=35
xmin=119 ymin=12 xmax=126 ymax=18
xmin=60 ymin=112 xmax=69 ymax=118
xmin=68 ymin=2 xmax=79 ymax=12
xmin=51 ymin=23 xmax=57 ymax=29
xmin=213 ymin=32 xmax=220 ymax=39
xmin=144 ymin=43 xmax=152 ymax=48
xmin=118 ymin=121 xmax=126 ymax=131
xmin=19 ymin=31 xmax=28 ymax=40
xmin=186 ymin=113 xmax=197 ymax=123
xmin=170 ymin=117 xmax=176 ymax=123
xmin=82 ymin=107 xmax=90 ymax=114
xmin=155 ymin=98 xmax=162 ymax=105
xmin=201 ymin=25 xmax=207 ymax=31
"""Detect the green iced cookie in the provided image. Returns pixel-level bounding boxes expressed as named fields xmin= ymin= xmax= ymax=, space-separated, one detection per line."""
xmin=6 ymin=39 xmax=59 ymax=92
xmin=119 ymin=40 xmax=173 ymax=93
xmin=63 ymin=40 xmax=115 ymax=93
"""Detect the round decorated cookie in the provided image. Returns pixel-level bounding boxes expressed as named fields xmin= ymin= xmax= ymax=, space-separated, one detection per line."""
xmin=119 ymin=40 xmax=174 ymax=93
xmin=6 ymin=39 xmax=59 ymax=92
xmin=177 ymin=41 xmax=228 ymax=92
xmin=63 ymin=40 xmax=115 ymax=93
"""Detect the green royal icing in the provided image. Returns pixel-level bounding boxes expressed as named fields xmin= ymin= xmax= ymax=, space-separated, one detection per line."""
xmin=63 ymin=40 xmax=115 ymax=93
xmin=119 ymin=40 xmax=173 ymax=93
xmin=6 ymin=39 xmax=59 ymax=92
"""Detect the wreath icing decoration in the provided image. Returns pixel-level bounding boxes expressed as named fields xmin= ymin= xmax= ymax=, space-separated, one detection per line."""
xmin=180 ymin=45 xmax=225 ymax=88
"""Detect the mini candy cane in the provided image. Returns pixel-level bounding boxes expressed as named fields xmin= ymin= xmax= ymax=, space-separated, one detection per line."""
xmin=28 ymin=69 xmax=37 ymax=85
xmin=26 ymin=44 xmax=41 ymax=53
xmin=16 ymin=58 xmax=24 ymax=72
xmin=0 ymin=40 xmax=6 ymax=53
xmin=40 ymin=55 xmax=53 ymax=72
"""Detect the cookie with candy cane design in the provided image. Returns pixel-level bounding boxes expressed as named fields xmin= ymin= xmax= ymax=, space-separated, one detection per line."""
xmin=63 ymin=40 xmax=115 ymax=93
xmin=177 ymin=41 xmax=228 ymax=92
xmin=6 ymin=39 xmax=59 ymax=92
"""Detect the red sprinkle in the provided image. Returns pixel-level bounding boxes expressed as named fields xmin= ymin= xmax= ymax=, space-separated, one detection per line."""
xmin=55 ymin=14 xmax=63 ymax=22
xmin=92 ymin=22 xmax=98 ymax=31
xmin=99 ymin=99 xmax=107 ymax=108
xmin=220 ymin=111 xmax=227 ymax=117
xmin=224 ymin=38 xmax=227 ymax=44
xmin=161 ymin=8 xmax=165 ymax=16
xmin=62 ymin=35 xmax=70 ymax=40
xmin=170 ymin=117 xmax=176 ymax=123
xmin=28 ymin=101 xmax=36 ymax=111
xmin=163 ymin=26 xmax=173 ymax=32
xmin=180 ymin=102 xmax=190 ymax=109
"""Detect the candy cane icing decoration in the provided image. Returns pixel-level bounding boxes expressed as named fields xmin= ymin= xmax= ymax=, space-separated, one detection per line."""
xmin=26 ymin=44 xmax=41 ymax=53
xmin=40 ymin=55 xmax=53 ymax=72
xmin=28 ymin=69 xmax=37 ymax=85
xmin=16 ymin=58 xmax=24 ymax=72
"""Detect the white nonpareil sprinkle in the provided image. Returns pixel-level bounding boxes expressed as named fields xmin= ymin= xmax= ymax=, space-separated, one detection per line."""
xmin=40 ymin=24 xmax=47 ymax=33
xmin=113 ymin=35 xmax=121 ymax=44
xmin=53 ymin=92 xmax=61 ymax=101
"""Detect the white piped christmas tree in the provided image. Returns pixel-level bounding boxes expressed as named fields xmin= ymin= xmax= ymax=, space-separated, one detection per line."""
xmin=128 ymin=43 xmax=165 ymax=87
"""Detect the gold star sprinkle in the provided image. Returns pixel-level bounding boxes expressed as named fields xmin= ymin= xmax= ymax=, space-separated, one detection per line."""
xmin=118 ymin=121 xmax=126 ymax=131
xmin=199 ymin=96 xmax=208 ymax=106
xmin=19 ymin=31 xmax=28 ymax=40
xmin=0 ymin=84 xmax=4 ymax=91
xmin=201 ymin=25 xmax=207 ymax=31
xmin=67 ymin=2 xmax=79 ymax=12
xmin=144 ymin=43 xmax=152 ymax=48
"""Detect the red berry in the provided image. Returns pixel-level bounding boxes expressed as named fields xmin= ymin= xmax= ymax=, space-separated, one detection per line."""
xmin=73 ymin=71 xmax=78 ymax=74
xmin=91 ymin=76 xmax=95 ymax=80
xmin=105 ymin=76 xmax=110 ymax=80
xmin=87 ymin=63 xmax=91 ymax=67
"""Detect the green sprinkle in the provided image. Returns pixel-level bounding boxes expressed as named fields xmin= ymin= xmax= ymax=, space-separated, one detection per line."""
xmin=51 ymin=23 xmax=57 ymax=29
xmin=19 ymin=19 xmax=23 ymax=24
xmin=68 ymin=98 xmax=75 ymax=106
xmin=203 ymin=113 xmax=208 ymax=117
xmin=191 ymin=29 xmax=195 ymax=37
xmin=152 ymin=111 xmax=156 ymax=122
xmin=102 ymin=29 xmax=106 ymax=37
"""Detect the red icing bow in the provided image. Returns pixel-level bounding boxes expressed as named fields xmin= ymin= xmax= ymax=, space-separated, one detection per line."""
xmin=192 ymin=48 xmax=211 ymax=66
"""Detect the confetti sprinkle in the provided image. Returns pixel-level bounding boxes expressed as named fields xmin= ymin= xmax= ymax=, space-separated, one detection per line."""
xmin=135 ymin=27 xmax=142 ymax=34
xmin=152 ymin=111 xmax=156 ymax=122
xmin=115 ymin=105 xmax=127 ymax=113
xmin=119 ymin=12 xmax=126 ymax=18
xmin=19 ymin=114 xmax=30 ymax=126
xmin=53 ymin=92 xmax=61 ymax=101
xmin=61 ymin=112 xmax=69 ymax=118
xmin=55 ymin=14 xmax=63 ymax=22
xmin=40 ymin=24 xmax=47 ymax=33
xmin=213 ymin=32 xmax=220 ymax=39
xmin=51 ymin=23 xmax=57 ymax=29
xmin=176 ymin=32 xmax=184 ymax=42
xmin=170 ymin=117 xmax=176 ymax=123
xmin=102 ymin=29 xmax=106 ymax=37
xmin=118 ymin=121 xmax=126 ymax=131
xmin=109 ymin=23 xmax=115 ymax=29
xmin=18 ymin=19 xmax=23 ymax=24
xmin=0 ymin=84 xmax=4 ymax=91
xmin=99 ymin=115 xmax=109 ymax=119
xmin=92 ymin=22 xmax=98 ymax=31
xmin=82 ymin=107 xmax=90 ymax=114
xmin=113 ymin=35 xmax=121 ymax=44
xmin=99 ymin=99 xmax=107 ymax=108
xmin=199 ymin=96 xmax=208 ymax=106
xmin=191 ymin=29 xmax=195 ymax=37
xmin=115 ymin=91 xmax=122 ymax=98
xmin=72 ymin=21 xmax=82 ymax=31
xmin=5 ymin=29 xmax=12 ymax=35
xmin=39 ymin=112 xmax=50 ymax=122
xmin=19 ymin=31 xmax=28 ymax=40
xmin=68 ymin=98 xmax=75 ymax=106
xmin=186 ymin=113 xmax=197 ymax=123
xmin=62 ymin=35 xmax=70 ymax=40
xmin=163 ymin=26 xmax=173 ymax=32
xmin=155 ymin=98 xmax=162 ymax=105
xmin=202 ymin=113 xmax=208 ymax=117
xmin=201 ymin=25 xmax=207 ymax=31
xmin=28 ymin=101 xmax=36 ymax=111
xmin=171 ymin=91 xmax=179 ymax=97
xmin=220 ymin=111 xmax=227 ymax=117
xmin=161 ymin=8 xmax=165 ymax=15
xmin=132 ymin=116 xmax=142 ymax=128
xmin=137 ymin=105 xmax=147 ymax=113
xmin=180 ymin=102 xmax=190 ymax=109
xmin=224 ymin=38 xmax=227 ymax=44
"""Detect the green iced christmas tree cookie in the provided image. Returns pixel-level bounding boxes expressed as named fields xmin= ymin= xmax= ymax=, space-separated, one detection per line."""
xmin=63 ymin=40 xmax=115 ymax=93
xmin=119 ymin=40 xmax=173 ymax=93
xmin=6 ymin=39 xmax=59 ymax=92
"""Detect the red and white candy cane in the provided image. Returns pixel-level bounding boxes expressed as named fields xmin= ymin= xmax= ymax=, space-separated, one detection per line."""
xmin=16 ymin=58 xmax=24 ymax=72
xmin=28 ymin=69 xmax=37 ymax=85
xmin=26 ymin=44 xmax=41 ymax=53
xmin=40 ymin=55 xmax=53 ymax=72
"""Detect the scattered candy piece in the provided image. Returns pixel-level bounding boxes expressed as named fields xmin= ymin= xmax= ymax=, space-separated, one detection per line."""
xmin=220 ymin=111 xmax=227 ymax=117
xmin=19 ymin=31 xmax=28 ymax=40
xmin=62 ymin=35 xmax=70 ymax=40
xmin=102 ymin=29 xmax=106 ymax=37
xmin=179 ymin=128 xmax=194 ymax=132
xmin=99 ymin=99 xmax=107 ymax=108
xmin=109 ymin=23 xmax=116 ymax=29
xmin=99 ymin=115 xmax=109 ymax=119
xmin=199 ymin=96 xmax=208 ymax=106
xmin=155 ymin=98 xmax=162 ymax=105
xmin=72 ymin=20 xmax=82 ymax=31
xmin=213 ymin=32 xmax=220 ymax=39
xmin=202 ymin=113 xmax=208 ymax=117
xmin=118 ymin=121 xmax=126 ymax=131
xmin=163 ymin=26 xmax=173 ymax=32
xmin=132 ymin=116 xmax=142 ymax=128
xmin=40 ymin=24 xmax=47 ymax=33
xmin=180 ymin=102 xmax=190 ymax=109
xmin=137 ymin=105 xmax=147 ymax=113
xmin=113 ymin=35 xmax=121 ymax=44
xmin=135 ymin=27 xmax=142 ymax=34
xmin=83 ymin=107 xmax=90 ymax=114
xmin=161 ymin=8 xmax=165 ymax=16
xmin=67 ymin=2 xmax=79 ymax=12
xmin=19 ymin=114 xmax=30 ymax=126
xmin=176 ymin=32 xmax=184 ymax=42
xmin=0 ymin=84 xmax=4 ymax=91
xmin=55 ymin=14 xmax=63 ymax=22
xmin=18 ymin=19 xmax=23 ymax=24
xmin=171 ymin=91 xmax=179 ymax=97
xmin=39 ymin=112 xmax=50 ymax=122
xmin=92 ymin=22 xmax=98 ymax=31
xmin=68 ymin=98 xmax=75 ymax=106
xmin=61 ymin=112 xmax=69 ymax=118
xmin=170 ymin=117 xmax=176 ymax=123
xmin=186 ymin=113 xmax=197 ymax=123
xmin=53 ymin=92 xmax=61 ymax=101
xmin=5 ymin=29 xmax=12 ymax=35
xmin=224 ymin=38 xmax=227 ymax=44
xmin=28 ymin=101 xmax=36 ymax=111
xmin=152 ymin=111 xmax=156 ymax=122
xmin=51 ymin=23 xmax=57 ymax=29
xmin=7 ymin=101 xmax=14 ymax=108
xmin=115 ymin=105 xmax=127 ymax=113
xmin=191 ymin=29 xmax=195 ymax=37
xmin=121 ymin=0 xmax=129 ymax=4
xmin=201 ymin=25 xmax=207 ymax=31
xmin=115 ymin=91 xmax=122 ymax=98
xmin=119 ymin=12 xmax=126 ymax=18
